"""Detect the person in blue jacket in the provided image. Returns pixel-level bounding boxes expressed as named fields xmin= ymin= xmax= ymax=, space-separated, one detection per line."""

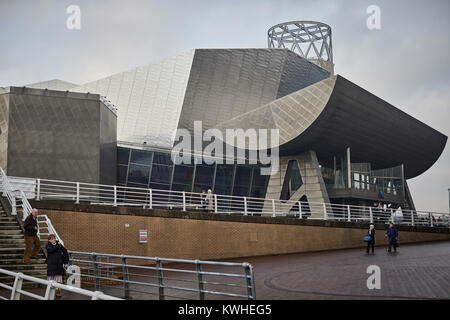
xmin=385 ymin=223 xmax=399 ymax=253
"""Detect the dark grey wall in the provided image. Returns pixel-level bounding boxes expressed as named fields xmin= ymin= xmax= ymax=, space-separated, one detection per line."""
xmin=99 ymin=102 xmax=117 ymax=185
xmin=3 ymin=87 xmax=117 ymax=184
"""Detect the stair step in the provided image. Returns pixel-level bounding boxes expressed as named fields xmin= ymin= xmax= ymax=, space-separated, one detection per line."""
xmin=0 ymin=230 xmax=22 ymax=235
xmin=0 ymin=248 xmax=26 ymax=254
xmin=0 ymin=235 xmax=24 ymax=239
xmin=0 ymin=264 xmax=47 ymax=271
xmin=0 ymin=244 xmax=26 ymax=248
xmin=0 ymin=258 xmax=47 ymax=265
xmin=0 ymin=226 xmax=22 ymax=230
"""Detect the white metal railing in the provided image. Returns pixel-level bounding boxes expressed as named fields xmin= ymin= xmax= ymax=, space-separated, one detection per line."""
xmin=0 ymin=168 xmax=32 ymax=219
xmin=0 ymin=268 xmax=122 ymax=300
xmin=6 ymin=176 xmax=450 ymax=229
xmin=37 ymin=214 xmax=64 ymax=246
xmin=68 ymin=251 xmax=256 ymax=300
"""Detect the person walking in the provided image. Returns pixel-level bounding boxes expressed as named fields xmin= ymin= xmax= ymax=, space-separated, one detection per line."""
xmin=46 ymin=234 xmax=66 ymax=298
xmin=386 ymin=223 xmax=399 ymax=253
xmin=366 ymin=224 xmax=376 ymax=254
xmin=205 ymin=189 xmax=214 ymax=213
xmin=23 ymin=209 xmax=41 ymax=264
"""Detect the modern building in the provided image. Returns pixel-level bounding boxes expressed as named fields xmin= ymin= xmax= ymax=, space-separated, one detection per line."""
xmin=0 ymin=21 xmax=446 ymax=213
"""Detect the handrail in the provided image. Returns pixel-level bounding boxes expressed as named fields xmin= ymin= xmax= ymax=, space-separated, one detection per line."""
xmin=37 ymin=214 xmax=64 ymax=246
xmin=5 ymin=174 xmax=450 ymax=229
xmin=0 ymin=268 xmax=122 ymax=300
xmin=67 ymin=251 xmax=256 ymax=300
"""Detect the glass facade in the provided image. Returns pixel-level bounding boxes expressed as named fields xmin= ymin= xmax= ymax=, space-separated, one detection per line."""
xmin=117 ymin=147 xmax=270 ymax=198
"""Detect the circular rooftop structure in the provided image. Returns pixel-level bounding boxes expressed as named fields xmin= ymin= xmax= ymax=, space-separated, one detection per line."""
xmin=268 ymin=21 xmax=334 ymax=74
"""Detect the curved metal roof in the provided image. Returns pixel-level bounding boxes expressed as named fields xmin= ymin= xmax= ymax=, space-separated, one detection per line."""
xmin=217 ymin=75 xmax=447 ymax=179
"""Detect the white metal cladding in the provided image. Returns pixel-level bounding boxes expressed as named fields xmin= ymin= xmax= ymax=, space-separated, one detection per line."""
xmin=25 ymin=79 xmax=79 ymax=91
xmin=72 ymin=50 xmax=196 ymax=148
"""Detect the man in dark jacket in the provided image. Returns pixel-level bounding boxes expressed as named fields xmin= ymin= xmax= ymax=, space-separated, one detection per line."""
xmin=386 ymin=223 xmax=399 ymax=253
xmin=23 ymin=209 xmax=41 ymax=264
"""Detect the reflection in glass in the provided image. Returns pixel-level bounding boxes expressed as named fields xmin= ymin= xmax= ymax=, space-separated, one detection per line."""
xmin=127 ymin=164 xmax=150 ymax=185
xmin=130 ymin=149 xmax=153 ymax=166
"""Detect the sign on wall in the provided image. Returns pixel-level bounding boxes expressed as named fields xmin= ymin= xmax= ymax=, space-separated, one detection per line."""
xmin=139 ymin=230 xmax=148 ymax=243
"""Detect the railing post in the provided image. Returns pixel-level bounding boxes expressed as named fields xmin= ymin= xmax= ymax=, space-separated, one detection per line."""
xmin=323 ymin=203 xmax=327 ymax=220
xmin=347 ymin=205 xmax=351 ymax=222
xmin=390 ymin=209 xmax=394 ymax=223
xmin=195 ymin=260 xmax=205 ymax=300
xmin=75 ymin=182 xmax=80 ymax=204
xmin=369 ymin=207 xmax=373 ymax=223
xmin=430 ymin=213 xmax=434 ymax=227
xmin=156 ymin=258 xmax=164 ymax=300
xmin=298 ymin=201 xmax=302 ymax=219
xmin=272 ymin=199 xmax=276 ymax=217
xmin=122 ymin=256 xmax=130 ymax=299
xmin=182 ymin=192 xmax=186 ymax=211
xmin=11 ymin=273 xmax=24 ymax=300
xmin=113 ymin=185 xmax=117 ymax=207
xmin=243 ymin=263 xmax=255 ymax=300
xmin=149 ymin=189 xmax=153 ymax=209
xmin=411 ymin=211 xmax=415 ymax=226
xmin=44 ymin=281 xmax=57 ymax=300
xmin=244 ymin=197 xmax=247 ymax=216
xmin=36 ymin=178 xmax=41 ymax=201
xmin=92 ymin=254 xmax=100 ymax=291
xmin=214 ymin=194 xmax=218 ymax=214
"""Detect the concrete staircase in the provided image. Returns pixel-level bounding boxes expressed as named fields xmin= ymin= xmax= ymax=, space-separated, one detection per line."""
xmin=0 ymin=203 xmax=47 ymax=288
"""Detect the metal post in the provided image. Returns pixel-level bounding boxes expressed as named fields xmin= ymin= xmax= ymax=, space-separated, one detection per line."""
xmin=44 ymin=281 xmax=57 ymax=300
xmin=113 ymin=185 xmax=117 ymax=207
xmin=347 ymin=205 xmax=351 ymax=222
xmin=390 ymin=209 xmax=394 ymax=223
xmin=11 ymin=273 xmax=24 ymax=300
xmin=244 ymin=197 xmax=247 ymax=216
xmin=182 ymin=192 xmax=186 ymax=211
xmin=214 ymin=194 xmax=218 ymax=214
xmin=369 ymin=207 xmax=373 ymax=223
xmin=36 ymin=178 xmax=41 ymax=201
xmin=323 ymin=203 xmax=327 ymax=220
xmin=243 ymin=263 xmax=255 ymax=300
xmin=196 ymin=260 xmax=205 ymax=300
xmin=430 ymin=213 xmax=434 ymax=227
xmin=75 ymin=182 xmax=80 ymax=204
xmin=149 ymin=189 xmax=153 ymax=209
xmin=272 ymin=199 xmax=276 ymax=217
xmin=298 ymin=201 xmax=302 ymax=219
xmin=156 ymin=258 xmax=164 ymax=300
xmin=411 ymin=210 xmax=415 ymax=226
xmin=122 ymin=256 xmax=130 ymax=299
xmin=93 ymin=254 xmax=100 ymax=291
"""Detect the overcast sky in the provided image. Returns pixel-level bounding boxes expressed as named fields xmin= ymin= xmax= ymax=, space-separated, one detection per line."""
xmin=0 ymin=0 xmax=449 ymax=212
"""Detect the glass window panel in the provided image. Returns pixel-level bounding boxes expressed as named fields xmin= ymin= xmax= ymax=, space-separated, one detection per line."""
xmin=214 ymin=165 xmax=234 ymax=186
xmin=194 ymin=164 xmax=215 ymax=189
xmin=117 ymin=165 xmax=128 ymax=184
xmin=117 ymin=147 xmax=130 ymax=165
xmin=152 ymin=152 xmax=173 ymax=165
xmin=130 ymin=149 xmax=153 ymax=166
xmin=127 ymin=164 xmax=150 ymax=185
xmin=234 ymin=165 xmax=251 ymax=186
xmin=173 ymin=165 xmax=194 ymax=185
xmin=150 ymin=164 xmax=173 ymax=184
xmin=149 ymin=182 xmax=170 ymax=191
xmin=214 ymin=183 xmax=232 ymax=196
xmin=171 ymin=183 xmax=192 ymax=192
xmin=233 ymin=185 xmax=249 ymax=197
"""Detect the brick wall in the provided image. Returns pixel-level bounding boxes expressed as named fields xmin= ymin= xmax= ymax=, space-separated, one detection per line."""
xmin=40 ymin=208 xmax=450 ymax=262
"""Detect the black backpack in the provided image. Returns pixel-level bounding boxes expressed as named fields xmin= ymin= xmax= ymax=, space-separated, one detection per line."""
xmin=59 ymin=245 xmax=70 ymax=264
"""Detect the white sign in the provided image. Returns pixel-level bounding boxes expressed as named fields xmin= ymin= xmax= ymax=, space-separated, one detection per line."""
xmin=139 ymin=230 xmax=148 ymax=243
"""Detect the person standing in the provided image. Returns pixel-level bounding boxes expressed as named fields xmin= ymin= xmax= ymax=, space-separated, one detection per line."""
xmin=205 ymin=189 xmax=214 ymax=213
xmin=46 ymin=234 xmax=66 ymax=298
xmin=366 ymin=224 xmax=376 ymax=254
xmin=23 ymin=209 xmax=41 ymax=264
xmin=386 ymin=223 xmax=399 ymax=253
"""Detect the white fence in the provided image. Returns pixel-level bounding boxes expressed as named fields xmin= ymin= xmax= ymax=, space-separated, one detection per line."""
xmin=3 ymin=176 xmax=446 ymax=228
xmin=0 ymin=268 xmax=122 ymax=300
